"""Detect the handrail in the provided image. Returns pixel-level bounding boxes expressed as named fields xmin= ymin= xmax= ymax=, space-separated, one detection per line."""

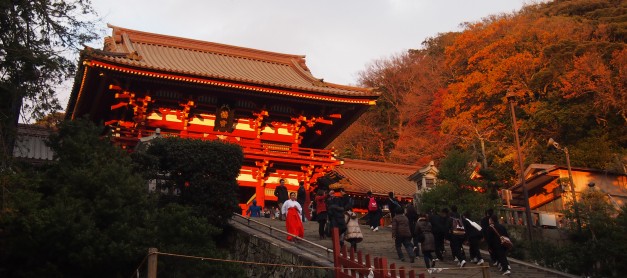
xmin=231 ymin=213 xmax=333 ymax=256
xmin=240 ymin=141 xmax=334 ymax=159
xmin=152 ymin=130 xmax=335 ymax=160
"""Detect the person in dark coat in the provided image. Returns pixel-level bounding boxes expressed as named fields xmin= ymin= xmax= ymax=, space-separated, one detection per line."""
xmin=392 ymin=206 xmax=415 ymax=263
xmin=462 ymin=211 xmax=484 ymax=265
xmin=429 ymin=208 xmax=446 ymax=261
xmin=488 ymin=214 xmax=511 ymax=275
xmin=297 ymin=181 xmax=307 ymax=221
xmin=448 ymin=205 xmax=467 ymax=267
xmin=415 ymin=213 xmax=436 ymax=269
xmin=273 ymin=179 xmax=289 ymax=220
xmin=339 ymin=188 xmax=353 ymax=211
xmin=326 ymin=189 xmax=348 ymax=246
xmin=481 ymin=209 xmax=498 ymax=266
xmin=314 ymin=189 xmax=328 ymax=239
xmin=405 ymin=204 xmax=420 ymax=257
xmin=387 ymin=192 xmax=401 ymax=218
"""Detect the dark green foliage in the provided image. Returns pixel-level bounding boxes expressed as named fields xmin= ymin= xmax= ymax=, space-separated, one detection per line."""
xmin=419 ymin=182 xmax=497 ymax=222
xmin=527 ymin=239 xmax=591 ymax=275
xmin=526 ymin=190 xmax=627 ymax=277
xmin=528 ymin=229 xmax=627 ymax=277
xmin=143 ymin=137 xmax=244 ymax=227
xmin=420 ymin=149 xmax=499 ymax=219
xmin=0 ymin=119 xmax=244 ymax=277
xmin=611 ymin=206 xmax=627 ymax=275
xmin=0 ymin=119 xmax=154 ymax=277
xmin=154 ymin=204 xmax=245 ymax=278
xmin=436 ymin=149 xmax=478 ymax=188
xmin=0 ymin=0 xmax=98 ymax=166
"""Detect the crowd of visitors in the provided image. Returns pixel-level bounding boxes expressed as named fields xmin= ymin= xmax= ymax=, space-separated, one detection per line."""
xmin=246 ymin=184 xmax=512 ymax=275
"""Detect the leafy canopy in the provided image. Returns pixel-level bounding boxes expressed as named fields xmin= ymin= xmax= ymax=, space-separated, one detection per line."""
xmin=140 ymin=137 xmax=244 ymax=228
xmin=420 ymin=149 xmax=499 ymax=219
xmin=0 ymin=119 xmax=244 ymax=277
xmin=0 ymin=0 xmax=99 ymax=166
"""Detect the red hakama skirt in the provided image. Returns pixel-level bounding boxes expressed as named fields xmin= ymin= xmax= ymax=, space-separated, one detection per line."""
xmin=286 ymin=207 xmax=304 ymax=241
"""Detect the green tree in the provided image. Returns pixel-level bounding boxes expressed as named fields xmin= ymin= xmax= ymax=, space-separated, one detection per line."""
xmin=419 ymin=149 xmax=498 ymax=219
xmin=0 ymin=0 xmax=98 ymax=168
xmin=0 ymin=119 xmax=244 ymax=277
xmin=153 ymin=204 xmax=245 ymax=278
xmin=142 ymin=137 xmax=244 ymax=228
xmin=611 ymin=206 xmax=627 ymax=276
xmin=557 ymin=188 xmax=625 ymax=277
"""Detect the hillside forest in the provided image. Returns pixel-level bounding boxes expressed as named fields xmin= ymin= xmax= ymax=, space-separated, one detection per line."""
xmin=331 ymin=0 xmax=626 ymax=183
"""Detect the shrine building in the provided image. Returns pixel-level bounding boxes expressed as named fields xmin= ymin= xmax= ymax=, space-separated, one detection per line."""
xmin=65 ymin=25 xmax=380 ymax=212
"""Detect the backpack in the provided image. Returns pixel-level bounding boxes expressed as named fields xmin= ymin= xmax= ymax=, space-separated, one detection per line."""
xmin=368 ymin=197 xmax=378 ymax=211
xmin=390 ymin=199 xmax=401 ymax=212
xmin=452 ymin=217 xmax=466 ymax=236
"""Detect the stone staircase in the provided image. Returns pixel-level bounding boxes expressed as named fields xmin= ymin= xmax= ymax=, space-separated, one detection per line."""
xmin=231 ymin=215 xmax=578 ymax=278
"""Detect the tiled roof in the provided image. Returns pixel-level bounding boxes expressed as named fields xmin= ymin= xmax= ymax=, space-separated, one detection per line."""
xmin=84 ymin=25 xmax=377 ymax=98
xmin=12 ymin=124 xmax=55 ymax=162
xmin=333 ymin=159 xmax=418 ymax=198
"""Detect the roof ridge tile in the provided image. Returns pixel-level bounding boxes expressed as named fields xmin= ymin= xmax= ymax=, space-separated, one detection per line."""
xmin=109 ymin=24 xmax=304 ymax=65
xmin=88 ymin=24 xmax=380 ymax=98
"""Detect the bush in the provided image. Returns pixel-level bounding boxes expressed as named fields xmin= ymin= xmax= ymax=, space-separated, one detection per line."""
xmin=142 ymin=137 xmax=244 ymax=228
xmin=0 ymin=119 xmax=245 ymax=277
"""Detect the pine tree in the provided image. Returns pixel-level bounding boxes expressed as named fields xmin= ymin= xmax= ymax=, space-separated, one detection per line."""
xmin=0 ymin=0 xmax=98 ymax=168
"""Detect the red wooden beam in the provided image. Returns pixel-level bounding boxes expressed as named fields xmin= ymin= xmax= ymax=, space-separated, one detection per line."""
xmin=111 ymin=102 xmax=127 ymax=110
xmin=315 ymin=118 xmax=333 ymax=125
xmin=328 ymin=113 xmax=342 ymax=119
xmin=109 ymin=84 xmax=122 ymax=91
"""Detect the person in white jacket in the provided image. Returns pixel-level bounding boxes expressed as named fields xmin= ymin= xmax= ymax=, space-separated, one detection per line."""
xmin=282 ymin=192 xmax=304 ymax=241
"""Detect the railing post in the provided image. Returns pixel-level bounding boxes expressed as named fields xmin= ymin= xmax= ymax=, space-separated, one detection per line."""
xmin=332 ymin=227 xmax=342 ymax=277
xmin=147 ymin=248 xmax=158 ymax=278
xmin=482 ymin=265 xmax=491 ymax=278
xmin=379 ymin=257 xmax=389 ymax=278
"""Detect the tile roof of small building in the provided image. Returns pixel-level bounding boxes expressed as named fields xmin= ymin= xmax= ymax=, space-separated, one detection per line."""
xmin=12 ymin=124 xmax=55 ymax=162
xmin=83 ymin=25 xmax=378 ymax=98
xmin=334 ymin=158 xmax=418 ymax=198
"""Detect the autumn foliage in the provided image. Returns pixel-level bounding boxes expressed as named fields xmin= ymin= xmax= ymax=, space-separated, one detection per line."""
xmin=332 ymin=0 xmax=626 ymax=175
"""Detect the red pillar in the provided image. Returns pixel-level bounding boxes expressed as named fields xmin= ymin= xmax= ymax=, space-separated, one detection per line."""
xmin=256 ymin=182 xmax=266 ymax=208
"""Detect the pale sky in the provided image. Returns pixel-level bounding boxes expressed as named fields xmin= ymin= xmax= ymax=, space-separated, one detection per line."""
xmin=58 ymin=0 xmax=530 ymax=109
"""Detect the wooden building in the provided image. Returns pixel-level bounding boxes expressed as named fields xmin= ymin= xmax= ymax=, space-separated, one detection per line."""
xmin=314 ymin=159 xmax=437 ymax=214
xmin=12 ymin=124 xmax=55 ymax=164
xmin=66 ymin=25 xmax=380 ymax=211
xmin=509 ymin=164 xmax=627 ymax=212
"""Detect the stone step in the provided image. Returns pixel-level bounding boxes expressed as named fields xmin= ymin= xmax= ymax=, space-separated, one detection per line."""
xmin=232 ymin=216 xmax=576 ymax=278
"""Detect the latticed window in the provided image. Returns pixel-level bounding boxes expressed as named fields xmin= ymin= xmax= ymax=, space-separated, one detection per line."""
xmin=262 ymin=142 xmax=291 ymax=154
xmin=425 ymin=178 xmax=436 ymax=189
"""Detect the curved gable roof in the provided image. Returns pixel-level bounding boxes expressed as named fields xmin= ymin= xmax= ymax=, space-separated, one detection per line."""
xmin=334 ymin=159 xmax=418 ymax=198
xmin=83 ymin=25 xmax=378 ymax=98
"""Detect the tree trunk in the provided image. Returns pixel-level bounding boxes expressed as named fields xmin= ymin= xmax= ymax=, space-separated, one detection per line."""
xmin=0 ymin=88 xmax=22 ymax=169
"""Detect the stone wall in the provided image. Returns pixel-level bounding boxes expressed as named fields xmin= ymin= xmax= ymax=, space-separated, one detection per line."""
xmin=225 ymin=221 xmax=334 ymax=277
xmin=507 ymin=225 xmax=571 ymax=247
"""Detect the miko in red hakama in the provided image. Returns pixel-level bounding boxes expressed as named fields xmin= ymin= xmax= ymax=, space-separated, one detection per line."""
xmin=286 ymin=207 xmax=304 ymax=241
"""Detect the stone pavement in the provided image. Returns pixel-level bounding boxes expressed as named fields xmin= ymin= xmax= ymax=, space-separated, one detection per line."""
xmin=235 ymin=215 xmax=577 ymax=278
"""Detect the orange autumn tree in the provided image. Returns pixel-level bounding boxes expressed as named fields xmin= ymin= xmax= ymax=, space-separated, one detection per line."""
xmin=442 ymin=11 xmax=584 ymax=168
xmin=333 ymin=0 xmax=626 ymax=175
xmin=560 ymin=49 xmax=627 ymax=124
xmin=332 ymin=35 xmax=454 ymax=165
xmin=441 ymin=0 xmax=626 ymax=172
